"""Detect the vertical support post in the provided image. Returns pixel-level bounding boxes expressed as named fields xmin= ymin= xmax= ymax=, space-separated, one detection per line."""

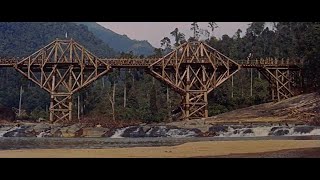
xmin=250 ymin=68 xmax=253 ymax=97
xmin=271 ymin=86 xmax=275 ymax=101
xmin=49 ymin=73 xmax=55 ymax=122
xmin=185 ymin=65 xmax=190 ymax=120
xmin=77 ymin=94 xmax=80 ymax=121
xmin=18 ymin=85 xmax=23 ymax=117
xmin=231 ymin=75 xmax=234 ymax=98
xmin=68 ymin=70 xmax=73 ymax=122
xmin=287 ymin=69 xmax=291 ymax=92
xmin=124 ymin=82 xmax=127 ymax=108
xmin=202 ymin=66 xmax=208 ymax=118
xmin=276 ymin=69 xmax=280 ymax=101
xmin=204 ymin=91 xmax=208 ymax=118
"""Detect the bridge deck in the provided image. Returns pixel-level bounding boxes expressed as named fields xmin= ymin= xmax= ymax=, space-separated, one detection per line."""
xmin=0 ymin=58 xmax=303 ymax=68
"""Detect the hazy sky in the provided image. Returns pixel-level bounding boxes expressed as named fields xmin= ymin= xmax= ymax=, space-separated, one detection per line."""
xmin=97 ymin=22 xmax=251 ymax=48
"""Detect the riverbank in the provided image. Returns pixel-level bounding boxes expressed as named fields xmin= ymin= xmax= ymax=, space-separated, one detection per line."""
xmin=0 ymin=140 xmax=319 ymax=158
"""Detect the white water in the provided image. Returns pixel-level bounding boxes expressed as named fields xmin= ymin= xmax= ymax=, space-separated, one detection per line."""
xmin=289 ymin=128 xmax=320 ymax=136
xmin=216 ymin=126 xmax=320 ymax=137
xmin=2 ymin=125 xmax=320 ymax=138
xmin=166 ymin=128 xmax=196 ymax=138
xmin=0 ymin=126 xmax=19 ymax=137
xmin=252 ymin=126 xmax=273 ymax=136
xmin=110 ymin=126 xmax=131 ymax=138
xmin=36 ymin=131 xmax=51 ymax=138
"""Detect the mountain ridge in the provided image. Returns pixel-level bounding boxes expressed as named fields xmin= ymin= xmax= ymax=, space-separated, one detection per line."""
xmin=74 ymin=22 xmax=155 ymax=56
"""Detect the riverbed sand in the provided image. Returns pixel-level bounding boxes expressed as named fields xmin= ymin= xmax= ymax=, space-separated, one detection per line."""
xmin=0 ymin=140 xmax=319 ymax=158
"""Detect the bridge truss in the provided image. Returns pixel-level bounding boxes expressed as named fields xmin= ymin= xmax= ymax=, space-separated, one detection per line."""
xmin=0 ymin=39 xmax=303 ymax=123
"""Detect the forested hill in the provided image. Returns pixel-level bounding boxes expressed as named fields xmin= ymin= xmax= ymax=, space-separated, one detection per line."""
xmin=0 ymin=22 xmax=116 ymax=119
xmin=0 ymin=22 xmax=116 ymax=58
xmin=75 ymin=22 xmax=155 ymax=56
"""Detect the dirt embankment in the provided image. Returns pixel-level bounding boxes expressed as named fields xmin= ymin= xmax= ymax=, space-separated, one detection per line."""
xmin=206 ymin=92 xmax=320 ymax=125
xmin=168 ymin=93 xmax=320 ymax=132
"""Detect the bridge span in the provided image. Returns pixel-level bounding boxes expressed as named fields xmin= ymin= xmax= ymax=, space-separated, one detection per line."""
xmin=0 ymin=39 xmax=303 ymax=123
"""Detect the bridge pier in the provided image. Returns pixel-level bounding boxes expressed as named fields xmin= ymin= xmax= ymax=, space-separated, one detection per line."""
xmin=149 ymin=42 xmax=240 ymax=121
xmin=258 ymin=67 xmax=302 ymax=102
xmin=13 ymin=39 xmax=110 ymax=123
xmin=182 ymin=90 xmax=209 ymax=120
xmin=49 ymin=93 xmax=73 ymax=123
xmin=181 ymin=65 xmax=209 ymax=120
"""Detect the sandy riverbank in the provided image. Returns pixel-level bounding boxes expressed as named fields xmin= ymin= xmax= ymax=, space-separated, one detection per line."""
xmin=0 ymin=140 xmax=319 ymax=158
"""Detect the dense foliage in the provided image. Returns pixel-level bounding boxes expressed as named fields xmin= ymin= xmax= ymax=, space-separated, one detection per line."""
xmin=0 ymin=22 xmax=115 ymax=120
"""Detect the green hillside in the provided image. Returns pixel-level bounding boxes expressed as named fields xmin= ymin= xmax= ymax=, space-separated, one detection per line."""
xmin=0 ymin=22 xmax=116 ymax=118
xmin=75 ymin=22 xmax=155 ymax=56
xmin=0 ymin=22 xmax=116 ymax=57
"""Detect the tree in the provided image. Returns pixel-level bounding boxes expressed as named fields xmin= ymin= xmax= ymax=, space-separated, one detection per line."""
xmin=190 ymin=22 xmax=200 ymax=40
xmin=200 ymin=29 xmax=210 ymax=40
xmin=170 ymin=28 xmax=186 ymax=47
xmin=106 ymin=83 xmax=116 ymax=121
xmin=208 ymin=22 xmax=218 ymax=37
xmin=246 ymin=22 xmax=265 ymax=37
xmin=152 ymin=48 xmax=163 ymax=58
xmin=149 ymin=84 xmax=158 ymax=121
xmin=160 ymin=37 xmax=171 ymax=50
xmin=233 ymin=29 xmax=242 ymax=39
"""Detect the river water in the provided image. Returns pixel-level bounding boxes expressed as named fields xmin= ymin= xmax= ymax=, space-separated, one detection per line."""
xmin=1 ymin=125 xmax=320 ymax=150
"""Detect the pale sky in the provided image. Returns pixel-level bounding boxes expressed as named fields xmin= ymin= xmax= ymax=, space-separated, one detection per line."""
xmin=97 ymin=22 xmax=251 ymax=48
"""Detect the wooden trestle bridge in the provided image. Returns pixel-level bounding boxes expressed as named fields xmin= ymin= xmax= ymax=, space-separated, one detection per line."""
xmin=0 ymin=39 xmax=303 ymax=123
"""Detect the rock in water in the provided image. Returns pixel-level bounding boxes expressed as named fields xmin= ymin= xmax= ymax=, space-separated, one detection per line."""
xmin=273 ymin=129 xmax=289 ymax=136
xmin=243 ymin=129 xmax=253 ymax=134
xmin=30 ymin=123 xmax=51 ymax=134
xmin=270 ymin=126 xmax=282 ymax=132
xmin=294 ymin=126 xmax=315 ymax=134
xmin=82 ymin=127 xmax=109 ymax=137
xmin=3 ymin=127 xmax=36 ymax=137
xmin=209 ymin=125 xmax=228 ymax=133
xmin=142 ymin=125 xmax=151 ymax=133
xmin=148 ymin=126 xmax=168 ymax=137
xmin=60 ymin=124 xmax=83 ymax=138
xmin=122 ymin=126 xmax=146 ymax=138
xmin=233 ymin=130 xmax=240 ymax=134
xmin=50 ymin=127 xmax=62 ymax=137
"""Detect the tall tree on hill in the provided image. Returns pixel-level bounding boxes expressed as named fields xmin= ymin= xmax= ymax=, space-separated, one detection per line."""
xmin=190 ymin=22 xmax=200 ymax=41
xmin=149 ymin=83 xmax=157 ymax=120
xmin=170 ymin=28 xmax=186 ymax=47
xmin=208 ymin=22 xmax=218 ymax=37
xmin=160 ymin=37 xmax=171 ymax=54
xmin=160 ymin=37 xmax=171 ymax=50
